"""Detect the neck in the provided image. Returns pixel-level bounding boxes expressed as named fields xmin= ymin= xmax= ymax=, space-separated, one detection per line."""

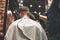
xmin=22 ymin=14 xmax=29 ymax=18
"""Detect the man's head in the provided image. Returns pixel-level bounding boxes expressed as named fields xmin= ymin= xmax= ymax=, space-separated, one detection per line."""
xmin=19 ymin=6 xmax=30 ymax=17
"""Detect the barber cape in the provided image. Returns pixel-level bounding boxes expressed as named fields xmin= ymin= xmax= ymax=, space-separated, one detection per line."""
xmin=4 ymin=18 xmax=48 ymax=40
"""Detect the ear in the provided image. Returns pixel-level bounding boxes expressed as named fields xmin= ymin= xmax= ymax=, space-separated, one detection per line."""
xmin=19 ymin=12 xmax=23 ymax=17
xmin=19 ymin=13 xmax=21 ymax=16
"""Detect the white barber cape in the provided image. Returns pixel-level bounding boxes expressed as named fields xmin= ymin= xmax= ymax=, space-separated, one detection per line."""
xmin=4 ymin=18 xmax=48 ymax=40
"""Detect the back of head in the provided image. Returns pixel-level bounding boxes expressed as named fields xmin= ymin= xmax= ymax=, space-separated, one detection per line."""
xmin=19 ymin=6 xmax=35 ymax=19
xmin=19 ymin=6 xmax=29 ymax=14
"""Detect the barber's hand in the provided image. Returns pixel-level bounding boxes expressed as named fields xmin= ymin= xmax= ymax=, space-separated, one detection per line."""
xmin=39 ymin=15 xmax=47 ymax=22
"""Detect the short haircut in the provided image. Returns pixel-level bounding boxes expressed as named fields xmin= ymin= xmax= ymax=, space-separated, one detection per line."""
xmin=19 ymin=6 xmax=29 ymax=14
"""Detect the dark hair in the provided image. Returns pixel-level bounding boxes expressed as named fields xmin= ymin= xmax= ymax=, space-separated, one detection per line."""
xmin=48 ymin=0 xmax=60 ymax=13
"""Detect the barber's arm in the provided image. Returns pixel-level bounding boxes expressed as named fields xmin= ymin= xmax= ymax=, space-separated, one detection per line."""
xmin=39 ymin=15 xmax=47 ymax=22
